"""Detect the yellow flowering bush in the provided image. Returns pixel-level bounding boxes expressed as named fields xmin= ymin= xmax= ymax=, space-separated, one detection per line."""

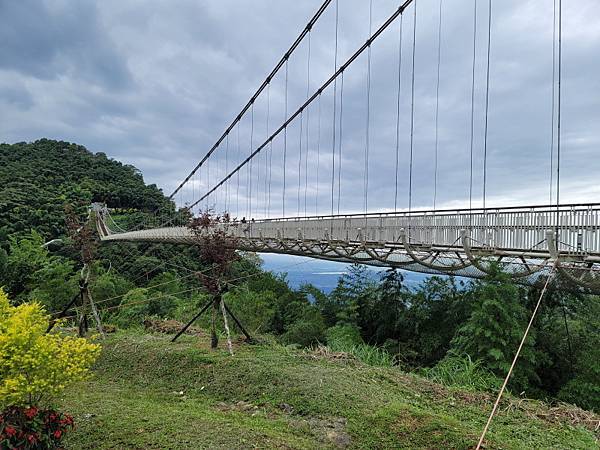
xmin=0 ymin=289 xmax=100 ymax=408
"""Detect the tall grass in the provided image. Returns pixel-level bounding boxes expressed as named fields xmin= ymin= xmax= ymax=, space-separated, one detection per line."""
xmin=422 ymin=353 xmax=502 ymax=392
xmin=328 ymin=340 xmax=395 ymax=367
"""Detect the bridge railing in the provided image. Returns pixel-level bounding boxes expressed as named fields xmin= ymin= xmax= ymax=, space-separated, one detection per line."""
xmin=97 ymin=203 xmax=600 ymax=256
xmin=240 ymin=203 xmax=600 ymax=255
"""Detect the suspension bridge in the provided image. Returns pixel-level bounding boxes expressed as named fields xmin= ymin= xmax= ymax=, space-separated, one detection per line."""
xmin=93 ymin=0 xmax=600 ymax=292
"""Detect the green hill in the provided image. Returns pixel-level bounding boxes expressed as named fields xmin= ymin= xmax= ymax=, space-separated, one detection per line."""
xmin=0 ymin=139 xmax=171 ymax=240
xmin=60 ymin=331 xmax=598 ymax=450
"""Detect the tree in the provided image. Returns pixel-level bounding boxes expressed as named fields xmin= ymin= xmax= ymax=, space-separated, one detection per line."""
xmin=358 ymin=269 xmax=408 ymax=346
xmin=402 ymin=276 xmax=469 ymax=366
xmin=329 ymin=263 xmax=376 ymax=327
xmin=449 ymin=266 xmax=538 ymax=392
xmin=4 ymin=232 xmax=49 ymax=299
xmin=558 ymin=298 xmax=600 ymax=411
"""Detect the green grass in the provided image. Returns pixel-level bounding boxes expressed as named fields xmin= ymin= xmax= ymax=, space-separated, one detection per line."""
xmin=58 ymin=331 xmax=598 ymax=449
xmin=422 ymin=353 xmax=502 ymax=392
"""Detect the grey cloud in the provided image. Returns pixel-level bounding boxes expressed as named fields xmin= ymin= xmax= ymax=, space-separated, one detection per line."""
xmin=0 ymin=0 xmax=131 ymax=89
xmin=0 ymin=0 xmax=599 ymax=218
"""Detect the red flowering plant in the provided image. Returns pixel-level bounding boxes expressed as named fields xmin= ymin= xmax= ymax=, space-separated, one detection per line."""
xmin=0 ymin=406 xmax=74 ymax=449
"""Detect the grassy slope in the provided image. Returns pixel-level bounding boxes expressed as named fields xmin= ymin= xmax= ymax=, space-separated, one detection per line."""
xmin=59 ymin=332 xmax=598 ymax=450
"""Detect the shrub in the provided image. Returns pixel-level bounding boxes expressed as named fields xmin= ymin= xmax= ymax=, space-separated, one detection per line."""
xmin=557 ymin=336 xmax=600 ymax=412
xmin=345 ymin=343 xmax=395 ymax=367
xmin=325 ymin=324 xmax=363 ymax=350
xmin=111 ymin=288 xmax=177 ymax=328
xmin=281 ymin=319 xmax=325 ymax=348
xmin=422 ymin=353 xmax=502 ymax=392
xmin=0 ymin=289 xmax=100 ymax=408
xmin=0 ymin=406 xmax=74 ymax=449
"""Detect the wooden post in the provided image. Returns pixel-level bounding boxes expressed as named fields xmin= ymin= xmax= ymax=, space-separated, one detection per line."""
xmin=86 ymin=286 xmax=106 ymax=339
xmin=211 ymin=294 xmax=220 ymax=349
xmin=46 ymin=292 xmax=81 ymax=333
xmin=77 ymin=286 xmax=88 ymax=338
xmin=223 ymin=301 xmax=253 ymax=343
xmin=171 ymin=296 xmax=214 ymax=342
xmin=220 ymin=297 xmax=234 ymax=355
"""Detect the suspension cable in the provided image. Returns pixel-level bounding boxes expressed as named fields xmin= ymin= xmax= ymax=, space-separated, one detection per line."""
xmin=433 ymin=0 xmax=443 ymax=211
xmin=482 ymin=0 xmax=492 ymax=210
xmin=168 ymin=0 xmax=335 ymax=200
xmin=364 ymin=0 xmax=373 ymax=215
xmin=394 ymin=14 xmax=404 ymax=212
xmin=195 ymin=0 xmax=417 ymax=208
xmin=468 ymin=0 xmax=477 ymax=213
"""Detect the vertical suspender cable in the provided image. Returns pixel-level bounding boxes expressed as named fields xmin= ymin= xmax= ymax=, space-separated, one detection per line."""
xmin=298 ymin=111 xmax=303 ymax=216
xmin=206 ymin=158 xmax=210 ymax=211
xmin=236 ymin=124 xmax=240 ymax=218
xmin=468 ymin=0 xmax=477 ymax=214
xmin=305 ymin=31 xmax=311 ymax=216
xmin=249 ymin=103 xmax=254 ymax=218
xmin=364 ymin=0 xmax=373 ymax=215
xmin=394 ymin=14 xmax=404 ymax=212
xmin=550 ymin=0 xmax=557 ymax=205
xmin=556 ymin=0 xmax=562 ymax=213
xmin=483 ymin=0 xmax=492 ymax=210
xmin=265 ymin=83 xmax=271 ymax=218
xmin=226 ymin=134 xmax=230 ymax=212
xmin=192 ymin=158 xmax=196 ymax=213
xmin=256 ymin=110 xmax=261 ymax=218
xmin=337 ymin=71 xmax=344 ymax=214
xmin=408 ymin=1 xmax=417 ymax=213
xmin=433 ymin=0 xmax=443 ymax=211
xmin=331 ymin=0 xmax=339 ymax=217
xmin=283 ymin=59 xmax=289 ymax=217
xmin=315 ymin=93 xmax=322 ymax=215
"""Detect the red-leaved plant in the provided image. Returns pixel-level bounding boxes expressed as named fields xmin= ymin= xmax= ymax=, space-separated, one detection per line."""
xmin=0 ymin=406 xmax=74 ymax=449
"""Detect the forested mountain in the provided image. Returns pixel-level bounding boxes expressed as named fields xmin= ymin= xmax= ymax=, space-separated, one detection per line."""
xmin=0 ymin=139 xmax=171 ymax=240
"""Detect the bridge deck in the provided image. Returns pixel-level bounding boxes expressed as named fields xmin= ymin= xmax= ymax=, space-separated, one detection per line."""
xmin=94 ymin=203 xmax=600 ymax=291
xmin=99 ymin=204 xmax=600 ymax=256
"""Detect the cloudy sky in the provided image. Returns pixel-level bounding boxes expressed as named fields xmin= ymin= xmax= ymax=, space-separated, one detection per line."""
xmin=1 ymin=0 xmax=599 ymax=218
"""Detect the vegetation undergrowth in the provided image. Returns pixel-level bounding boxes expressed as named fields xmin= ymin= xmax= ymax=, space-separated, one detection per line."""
xmin=58 ymin=330 xmax=598 ymax=450
xmin=422 ymin=353 xmax=502 ymax=392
